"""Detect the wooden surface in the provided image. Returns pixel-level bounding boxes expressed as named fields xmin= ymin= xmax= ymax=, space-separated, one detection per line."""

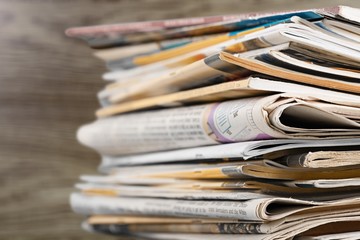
xmin=1 ymin=0 xmax=360 ymax=239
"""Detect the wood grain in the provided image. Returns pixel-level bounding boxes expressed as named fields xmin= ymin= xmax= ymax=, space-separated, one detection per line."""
xmin=1 ymin=0 xmax=359 ymax=239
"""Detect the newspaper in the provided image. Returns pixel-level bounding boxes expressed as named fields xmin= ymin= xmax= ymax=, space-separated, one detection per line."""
xmin=283 ymin=178 xmax=360 ymax=189
xmin=97 ymin=76 xmax=272 ymax=115
xmin=78 ymin=175 xmax=360 ymax=197
xmin=94 ymin=33 xmax=223 ymax=63
xmin=87 ymin=215 xmax=240 ymax=225
xmin=84 ymin=160 xmax=257 ymax=177
xmin=279 ymin=150 xmax=360 ymax=168
xmin=86 ymin=212 xmax=360 ymax=235
xmin=321 ymin=18 xmax=360 ymax=43
xmin=99 ymin=138 xmax=359 ymax=169
xmin=78 ymin=172 xmax=360 ymax=198
xmin=86 ymin=205 xmax=360 ymax=229
xmin=321 ymin=5 xmax=360 ymax=25
xmin=263 ymin=50 xmax=360 ymax=81
xmin=71 ymin=193 xmax=360 ymax=221
xmin=80 ymin=175 xmax=360 ymax=194
xmin=76 ymin=180 xmax=360 ymax=201
xmin=77 ymin=93 xmax=360 ymax=156
xmin=96 ymin=74 xmax=360 ymax=117
xmin=129 ymin=216 xmax=360 ymax=239
xmin=66 ymin=10 xmax=322 ymax=47
xmin=220 ymin=20 xmax=360 ymax=94
xmin=138 ymin=160 xmax=360 ymax=182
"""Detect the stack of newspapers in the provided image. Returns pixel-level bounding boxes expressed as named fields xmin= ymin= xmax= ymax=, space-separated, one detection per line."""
xmin=67 ymin=5 xmax=360 ymax=240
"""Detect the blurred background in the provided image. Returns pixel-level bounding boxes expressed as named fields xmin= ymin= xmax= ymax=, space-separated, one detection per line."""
xmin=1 ymin=0 xmax=360 ymax=239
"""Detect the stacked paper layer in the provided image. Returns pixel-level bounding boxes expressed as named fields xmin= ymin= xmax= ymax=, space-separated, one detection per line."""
xmin=67 ymin=5 xmax=360 ymax=240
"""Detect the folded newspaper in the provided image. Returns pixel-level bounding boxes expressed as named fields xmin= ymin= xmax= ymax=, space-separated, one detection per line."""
xmin=78 ymin=93 xmax=360 ymax=155
xmin=68 ymin=5 xmax=360 ymax=240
